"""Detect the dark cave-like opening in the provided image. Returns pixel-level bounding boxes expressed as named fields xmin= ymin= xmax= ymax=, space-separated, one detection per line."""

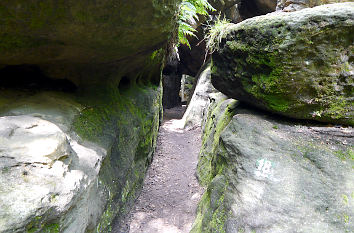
xmin=239 ymin=0 xmax=277 ymax=19
xmin=118 ymin=75 xmax=131 ymax=90
xmin=0 ymin=64 xmax=77 ymax=92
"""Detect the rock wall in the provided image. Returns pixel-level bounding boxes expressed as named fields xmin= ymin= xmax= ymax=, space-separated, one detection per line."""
xmin=0 ymin=0 xmax=180 ymax=232
xmin=192 ymin=100 xmax=354 ymax=232
xmin=192 ymin=2 xmax=354 ymax=233
xmin=0 ymin=85 xmax=162 ymax=232
xmin=0 ymin=0 xmax=180 ymax=87
xmin=181 ymin=61 xmax=228 ymax=129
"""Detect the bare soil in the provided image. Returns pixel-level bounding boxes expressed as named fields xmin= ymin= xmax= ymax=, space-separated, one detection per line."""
xmin=115 ymin=106 xmax=204 ymax=233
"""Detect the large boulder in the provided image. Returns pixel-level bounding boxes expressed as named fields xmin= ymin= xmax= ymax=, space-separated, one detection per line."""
xmin=211 ymin=3 xmax=354 ymax=125
xmin=0 ymin=85 xmax=162 ymax=232
xmin=276 ymin=0 xmax=353 ymax=11
xmin=192 ymin=105 xmax=354 ymax=232
xmin=0 ymin=115 xmax=105 ymax=232
xmin=0 ymin=0 xmax=180 ymax=87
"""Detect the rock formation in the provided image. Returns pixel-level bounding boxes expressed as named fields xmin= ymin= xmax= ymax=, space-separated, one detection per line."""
xmin=276 ymin=0 xmax=352 ymax=11
xmin=182 ymin=61 xmax=228 ymax=129
xmin=211 ymin=3 xmax=354 ymax=125
xmin=0 ymin=0 xmax=180 ymax=232
xmin=191 ymin=2 xmax=354 ymax=233
xmin=193 ymin=103 xmax=354 ymax=232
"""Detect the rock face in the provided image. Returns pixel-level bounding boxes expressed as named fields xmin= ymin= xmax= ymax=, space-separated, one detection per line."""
xmin=211 ymin=3 xmax=354 ymax=125
xmin=196 ymin=98 xmax=238 ymax=186
xmin=180 ymin=74 xmax=196 ymax=103
xmin=192 ymin=104 xmax=354 ymax=232
xmin=182 ymin=61 xmax=228 ymax=129
xmin=210 ymin=0 xmax=242 ymax=22
xmin=0 ymin=0 xmax=178 ymax=231
xmin=276 ymin=0 xmax=352 ymax=11
xmin=0 ymin=115 xmax=105 ymax=232
xmin=0 ymin=87 xmax=161 ymax=232
xmin=0 ymin=0 xmax=180 ymax=87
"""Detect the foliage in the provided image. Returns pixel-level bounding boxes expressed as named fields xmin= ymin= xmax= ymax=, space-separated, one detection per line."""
xmin=205 ymin=17 xmax=232 ymax=54
xmin=178 ymin=0 xmax=215 ymax=48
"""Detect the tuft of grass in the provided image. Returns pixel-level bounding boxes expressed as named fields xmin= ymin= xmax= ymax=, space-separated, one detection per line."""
xmin=205 ymin=17 xmax=232 ymax=54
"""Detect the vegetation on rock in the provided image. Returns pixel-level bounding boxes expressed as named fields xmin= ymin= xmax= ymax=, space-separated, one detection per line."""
xmin=211 ymin=3 xmax=354 ymax=125
xmin=178 ymin=0 xmax=215 ymax=48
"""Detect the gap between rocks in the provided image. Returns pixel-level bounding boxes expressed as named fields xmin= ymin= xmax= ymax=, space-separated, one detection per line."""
xmin=114 ymin=106 xmax=204 ymax=233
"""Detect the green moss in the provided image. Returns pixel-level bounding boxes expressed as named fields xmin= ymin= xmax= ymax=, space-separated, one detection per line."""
xmin=26 ymin=216 xmax=59 ymax=233
xmin=197 ymin=99 xmax=238 ymax=186
xmin=334 ymin=148 xmax=354 ymax=161
xmin=78 ymin=84 xmax=162 ymax=232
xmin=191 ymin=175 xmax=229 ymax=233
xmin=96 ymin=204 xmax=114 ymax=232
xmin=343 ymin=214 xmax=349 ymax=224
xmin=342 ymin=194 xmax=349 ymax=205
xmin=263 ymin=94 xmax=290 ymax=112
xmin=325 ymin=97 xmax=351 ymax=119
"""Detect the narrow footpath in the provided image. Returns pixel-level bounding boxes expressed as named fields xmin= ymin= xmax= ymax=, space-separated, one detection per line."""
xmin=116 ymin=106 xmax=204 ymax=233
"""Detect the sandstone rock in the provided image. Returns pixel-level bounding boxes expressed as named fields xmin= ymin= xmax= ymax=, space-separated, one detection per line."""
xmin=276 ymin=0 xmax=353 ymax=11
xmin=0 ymin=1 xmax=175 ymax=232
xmin=211 ymin=3 xmax=354 ymax=125
xmin=196 ymin=98 xmax=238 ymax=186
xmin=182 ymin=62 xmax=228 ymax=129
xmin=210 ymin=0 xmax=243 ymax=22
xmin=0 ymin=115 xmax=105 ymax=233
xmin=0 ymin=86 xmax=162 ymax=232
xmin=193 ymin=106 xmax=354 ymax=232
xmin=180 ymin=74 xmax=197 ymax=103
xmin=0 ymin=0 xmax=180 ymax=86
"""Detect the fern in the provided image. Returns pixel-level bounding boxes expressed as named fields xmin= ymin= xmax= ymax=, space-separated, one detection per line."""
xmin=178 ymin=0 xmax=215 ymax=48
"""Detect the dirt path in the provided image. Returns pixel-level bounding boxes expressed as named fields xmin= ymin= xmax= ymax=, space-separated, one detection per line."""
xmin=115 ymin=106 xmax=203 ymax=233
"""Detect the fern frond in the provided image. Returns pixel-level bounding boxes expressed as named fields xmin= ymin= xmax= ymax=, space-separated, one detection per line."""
xmin=178 ymin=0 xmax=215 ymax=48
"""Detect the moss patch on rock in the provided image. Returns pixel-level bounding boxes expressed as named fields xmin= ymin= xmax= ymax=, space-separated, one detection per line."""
xmin=197 ymin=98 xmax=238 ymax=186
xmin=73 ymin=84 xmax=162 ymax=232
xmin=211 ymin=3 xmax=354 ymax=125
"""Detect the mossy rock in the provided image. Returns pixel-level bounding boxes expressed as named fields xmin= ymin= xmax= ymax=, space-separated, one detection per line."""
xmin=193 ymin=106 xmax=354 ymax=232
xmin=211 ymin=3 xmax=354 ymax=125
xmin=0 ymin=0 xmax=180 ymax=86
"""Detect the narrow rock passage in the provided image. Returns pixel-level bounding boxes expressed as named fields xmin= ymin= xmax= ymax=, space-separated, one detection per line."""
xmin=116 ymin=106 xmax=204 ymax=233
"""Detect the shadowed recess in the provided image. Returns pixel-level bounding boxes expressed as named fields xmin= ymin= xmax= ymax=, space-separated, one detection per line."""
xmin=0 ymin=64 xmax=77 ymax=92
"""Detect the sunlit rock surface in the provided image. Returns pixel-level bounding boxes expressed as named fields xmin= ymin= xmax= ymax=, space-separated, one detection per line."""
xmin=192 ymin=104 xmax=354 ymax=232
xmin=0 ymin=86 xmax=162 ymax=232
xmin=0 ymin=115 xmax=105 ymax=232
xmin=182 ymin=62 xmax=227 ymax=129
xmin=276 ymin=0 xmax=353 ymax=11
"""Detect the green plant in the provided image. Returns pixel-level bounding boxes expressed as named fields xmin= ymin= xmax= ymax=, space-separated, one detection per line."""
xmin=205 ymin=17 xmax=232 ymax=54
xmin=178 ymin=0 xmax=214 ymax=48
